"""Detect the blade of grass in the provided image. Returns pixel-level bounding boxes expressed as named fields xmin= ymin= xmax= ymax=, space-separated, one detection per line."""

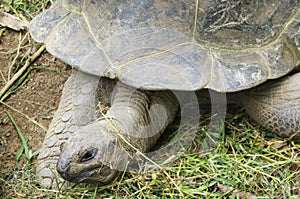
xmin=15 ymin=145 xmax=24 ymax=169
xmin=5 ymin=111 xmax=39 ymax=166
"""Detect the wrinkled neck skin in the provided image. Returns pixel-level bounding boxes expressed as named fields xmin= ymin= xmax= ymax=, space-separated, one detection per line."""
xmin=107 ymin=82 xmax=179 ymax=151
xmin=57 ymin=81 xmax=179 ymax=184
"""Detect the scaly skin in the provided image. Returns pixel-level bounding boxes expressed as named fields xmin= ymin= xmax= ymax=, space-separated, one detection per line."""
xmin=36 ymin=69 xmax=99 ymax=188
xmin=240 ymin=72 xmax=300 ymax=139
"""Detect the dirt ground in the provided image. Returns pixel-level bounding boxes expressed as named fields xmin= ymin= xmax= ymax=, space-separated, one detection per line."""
xmin=0 ymin=28 xmax=71 ymax=173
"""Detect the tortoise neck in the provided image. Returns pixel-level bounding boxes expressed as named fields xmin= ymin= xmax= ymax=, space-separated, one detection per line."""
xmin=102 ymin=82 xmax=179 ymax=152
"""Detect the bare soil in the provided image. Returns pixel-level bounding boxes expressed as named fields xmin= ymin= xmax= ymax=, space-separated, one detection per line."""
xmin=0 ymin=28 xmax=71 ymax=173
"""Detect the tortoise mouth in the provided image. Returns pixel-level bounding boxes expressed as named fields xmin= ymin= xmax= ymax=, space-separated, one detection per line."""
xmin=60 ymin=165 xmax=120 ymax=184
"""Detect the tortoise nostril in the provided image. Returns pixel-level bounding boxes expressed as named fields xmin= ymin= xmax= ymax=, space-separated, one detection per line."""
xmin=80 ymin=149 xmax=96 ymax=163
xmin=57 ymin=159 xmax=70 ymax=171
xmin=60 ymin=142 xmax=65 ymax=152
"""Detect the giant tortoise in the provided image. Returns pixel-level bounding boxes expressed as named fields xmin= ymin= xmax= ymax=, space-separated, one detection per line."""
xmin=29 ymin=0 xmax=300 ymax=187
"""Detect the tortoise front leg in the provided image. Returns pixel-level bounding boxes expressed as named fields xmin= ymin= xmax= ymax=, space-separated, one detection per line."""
xmin=239 ymin=72 xmax=300 ymax=140
xmin=36 ymin=69 xmax=99 ymax=188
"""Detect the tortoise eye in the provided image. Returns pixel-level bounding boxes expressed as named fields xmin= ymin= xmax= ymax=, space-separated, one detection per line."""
xmin=80 ymin=149 xmax=97 ymax=163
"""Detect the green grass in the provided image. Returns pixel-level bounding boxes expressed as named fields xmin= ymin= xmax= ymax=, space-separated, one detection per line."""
xmin=0 ymin=0 xmax=53 ymax=21
xmin=0 ymin=1 xmax=299 ymax=198
xmin=1 ymin=117 xmax=299 ymax=198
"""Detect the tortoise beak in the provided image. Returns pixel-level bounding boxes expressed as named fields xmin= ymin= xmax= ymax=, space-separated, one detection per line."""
xmin=80 ymin=166 xmax=120 ymax=184
xmin=57 ymin=159 xmax=120 ymax=184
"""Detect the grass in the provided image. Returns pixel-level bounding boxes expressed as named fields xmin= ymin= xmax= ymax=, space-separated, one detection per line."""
xmin=0 ymin=0 xmax=53 ymax=21
xmin=1 ymin=118 xmax=299 ymax=198
xmin=0 ymin=1 xmax=300 ymax=198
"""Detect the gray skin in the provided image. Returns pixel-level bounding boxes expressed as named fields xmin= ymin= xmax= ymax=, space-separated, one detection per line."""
xmin=29 ymin=0 xmax=300 ymax=188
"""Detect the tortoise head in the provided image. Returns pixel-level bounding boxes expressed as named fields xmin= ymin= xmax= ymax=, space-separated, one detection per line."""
xmin=56 ymin=122 xmax=129 ymax=184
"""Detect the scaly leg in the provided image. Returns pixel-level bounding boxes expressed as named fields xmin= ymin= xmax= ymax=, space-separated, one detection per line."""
xmin=36 ymin=69 xmax=99 ymax=188
xmin=240 ymin=72 xmax=300 ymax=140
